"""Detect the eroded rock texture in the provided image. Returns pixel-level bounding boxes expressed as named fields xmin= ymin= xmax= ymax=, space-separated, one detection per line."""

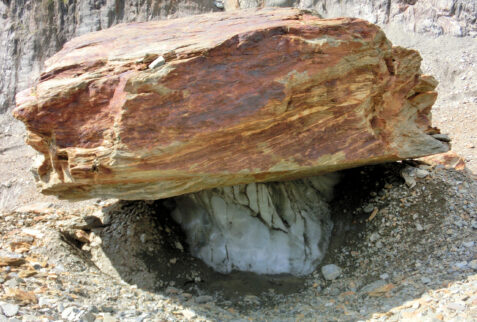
xmin=2 ymin=1 xmax=475 ymax=113
xmin=13 ymin=8 xmax=449 ymax=200
xmin=0 ymin=0 xmax=220 ymax=112
xmin=172 ymin=174 xmax=337 ymax=275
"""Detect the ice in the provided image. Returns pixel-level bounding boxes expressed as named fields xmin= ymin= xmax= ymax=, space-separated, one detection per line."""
xmin=171 ymin=174 xmax=338 ymax=275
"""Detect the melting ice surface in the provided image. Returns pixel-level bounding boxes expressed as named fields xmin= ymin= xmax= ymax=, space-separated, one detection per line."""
xmin=171 ymin=175 xmax=338 ymax=276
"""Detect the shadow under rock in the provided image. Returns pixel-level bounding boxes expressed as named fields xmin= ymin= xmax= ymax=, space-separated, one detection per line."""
xmin=78 ymin=162 xmax=476 ymax=318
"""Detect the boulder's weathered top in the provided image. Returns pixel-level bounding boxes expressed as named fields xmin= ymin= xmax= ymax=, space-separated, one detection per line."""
xmin=13 ymin=8 xmax=449 ymax=200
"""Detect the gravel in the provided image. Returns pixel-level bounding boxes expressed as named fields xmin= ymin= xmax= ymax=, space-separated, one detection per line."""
xmin=0 ymin=162 xmax=475 ymax=321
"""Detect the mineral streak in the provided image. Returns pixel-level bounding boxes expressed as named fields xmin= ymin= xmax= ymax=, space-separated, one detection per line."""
xmin=13 ymin=8 xmax=449 ymax=200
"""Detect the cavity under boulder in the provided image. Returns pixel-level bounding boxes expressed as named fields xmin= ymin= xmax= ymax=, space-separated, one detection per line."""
xmin=171 ymin=175 xmax=338 ymax=275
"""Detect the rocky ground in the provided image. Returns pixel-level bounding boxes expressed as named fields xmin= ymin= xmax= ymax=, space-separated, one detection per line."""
xmin=0 ymin=162 xmax=476 ymax=321
xmin=0 ymin=13 xmax=476 ymax=322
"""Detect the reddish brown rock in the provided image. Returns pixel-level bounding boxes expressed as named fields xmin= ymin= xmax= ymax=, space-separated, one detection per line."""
xmin=13 ymin=8 xmax=449 ymax=200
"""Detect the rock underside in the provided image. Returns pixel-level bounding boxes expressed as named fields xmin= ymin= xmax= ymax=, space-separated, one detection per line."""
xmin=13 ymin=8 xmax=449 ymax=201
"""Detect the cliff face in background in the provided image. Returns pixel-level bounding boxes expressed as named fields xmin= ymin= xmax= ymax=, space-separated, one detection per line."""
xmin=0 ymin=0 xmax=476 ymax=113
xmin=0 ymin=0 xmax=220 ymax=112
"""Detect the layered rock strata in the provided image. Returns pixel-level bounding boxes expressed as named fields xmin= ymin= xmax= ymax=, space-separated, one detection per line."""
xmin=13 ymin=8 xmax=449 ymax=200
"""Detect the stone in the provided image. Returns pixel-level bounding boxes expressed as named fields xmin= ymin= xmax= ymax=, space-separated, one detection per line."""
xmin=321 ymin=264 xmax=342 ymax=280
xmin=360 ymin=280 xmax=388 ymax=294
xmin=62 ymin=307 xmax=84 ymax=321
xmin=195 ymin=295 xmax=214 ymax=304
xmin=454 ymin=261 xmax=468 ymax=270
xmin=379 ymin=273 xmax=390 ymax=280
xmin=421 ymin=277 xmax=431 ymax=284
xmin=80 ymin=312 xmax=96 ymax=322
xmin=418 ymin=151 xmax=467 ymax=171
xmin=468 ymin=260 xmax=477 ymax=270
xmin=0 ymin=256 xmax=25 ymax=267
xmin=463 ymin=241 xmax=475 ymax=248
xmin=148 ymin=56 xmax=165 ymax=69
xmin=0 ymin=303 xmax=19 ymax=317
xmin=172 ymin=175 xmax=336 ymax=275
xmin=13 ymin=8 xmax=449 ymax=201
xmin=447 ymin=302 xmax=465 ymax=311
xmin=363 ymin=204 xmax=375 ymax=213
xmin=415 ymin=169 xmax=429 ymax=178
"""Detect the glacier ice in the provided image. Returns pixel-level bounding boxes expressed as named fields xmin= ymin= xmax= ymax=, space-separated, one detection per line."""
xmin=171 ymin=174 xmax=338 ymax=276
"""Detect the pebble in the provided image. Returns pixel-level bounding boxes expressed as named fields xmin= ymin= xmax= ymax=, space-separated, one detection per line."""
xmin=363 ymin=204 xmax=375 ymax=213
xmin=447 ymin=302 xmax=466 ymax=311
xmin=81 ymin=312 xmax=96 ymax=322
xmin=455 ymin=261 xmax=468 ymax=269
xmin=195 ymin=295 xmax=213 ymax=304
xmin=415 ymin=169 xmax=429 ymax=178
xmin=61 ymin=306 xmax=83 ymax=321
xmin=148 ymin=56 xmax=165 ymax=69
xmin=415 ymin=223 xmax=424 ymax=231
xmin=0 ymin=303 xmax=19 ymax=317
xmin=321 ymin=264 xmax=342 ymax=280
xmin=469 ymin=260 xmax=477 ymax=270
xmin=360 ymin=280 xmax=387 ymax=294
xmin=421 ymin=277 xmax=431 ymax=284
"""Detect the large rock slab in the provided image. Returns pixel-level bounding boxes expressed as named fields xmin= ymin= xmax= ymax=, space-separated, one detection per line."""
xmin=13 ymin=8 xmax=449 ymax=200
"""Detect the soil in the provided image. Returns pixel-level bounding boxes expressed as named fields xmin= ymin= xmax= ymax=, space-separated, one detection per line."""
xmin=0 ymin=162 xmax=475 ymax=321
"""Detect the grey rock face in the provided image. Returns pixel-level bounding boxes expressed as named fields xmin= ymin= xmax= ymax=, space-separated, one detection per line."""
xmin=233 ymin=0 xmax=476 ymax=38
xmin=1 ymin=1 xmax=475 ymax=113
xmin=0 ymin=0 xmax=220 ymax=112
xmin=171 ymin=175 xmax=338 ymax=275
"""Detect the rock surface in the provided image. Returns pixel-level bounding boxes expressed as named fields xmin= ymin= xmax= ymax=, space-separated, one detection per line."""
xmin=172 ymin=175 xmax=337 ymax=275
xmin=13 ymin=8 xmax=449 ymax=200
xmin=0 ymin=0 xmax=220 ymax=112
xmin=2 ymin=1 xmax=475 ymax=114
xmin=231 ymin=0 xmax=477 ymax=37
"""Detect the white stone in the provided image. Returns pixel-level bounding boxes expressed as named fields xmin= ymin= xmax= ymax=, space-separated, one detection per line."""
xmin=0 ymin=303 xmax=19 ymax=317
xmin=469 ymin=260 xmax=477 ymax=270
xmin=148 ymin=56 xmax=165 ymax=69
xmin=172 ymin=174 xmax=338 ymax=275
xmin=61 ymin=306 xmax=83 ymax=321
xmin=321 ymin=264 xmax=342 ymax=280
xmin=415 ymin=169 xmax=429 ymax=178
xmin=463 ymin=241 xmax=474 ymax=248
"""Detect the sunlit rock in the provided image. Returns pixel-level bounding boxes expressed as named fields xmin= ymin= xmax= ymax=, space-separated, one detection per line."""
xmin=13 ymin=8 xmax=448 ymax=201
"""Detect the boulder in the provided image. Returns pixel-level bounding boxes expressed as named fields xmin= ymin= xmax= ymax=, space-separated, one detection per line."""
xmin=172 ymin=174 xmax=337 ymax=275
xmin=13 ymin=8 xmax=449 ymax=200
